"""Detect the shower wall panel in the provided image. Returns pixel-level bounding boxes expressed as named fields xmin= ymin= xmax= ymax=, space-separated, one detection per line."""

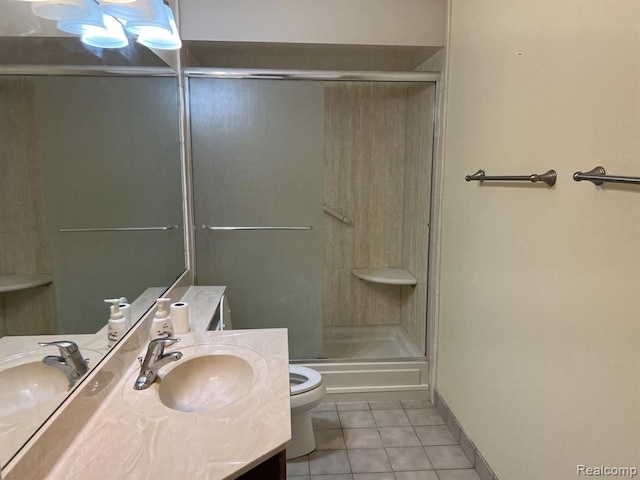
xmin=323 ymin=82 xmax=409 ymax=327
xmin=0 ymin=77 xmax=55 ymax=336
xmin=400 ymin=84 xmax=435 ymax=354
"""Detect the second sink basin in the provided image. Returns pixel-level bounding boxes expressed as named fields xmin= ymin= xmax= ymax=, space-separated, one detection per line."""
xmin=0 ymin=361 xmax=68 ymax=417
xmin=159 ymin=354 xmax=253 ymax=412
xmin=122 ymin=343 xmax=269 ymax=418
xmin=0 ymin=348 xmax=104 ymax=418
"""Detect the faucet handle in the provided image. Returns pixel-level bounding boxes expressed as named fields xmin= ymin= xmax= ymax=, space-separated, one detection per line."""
xmin=39 ymin=340 xmax=88 ymax=385
xmin=141 ymin=337 xmax=180 ymax=364
xmin=39 ymin=340 xmax=87 ymax=372
xmin=149 ymin=337 xmax=180 ymax=349
xmin=38 ymin=340 xmax=80 ymax=355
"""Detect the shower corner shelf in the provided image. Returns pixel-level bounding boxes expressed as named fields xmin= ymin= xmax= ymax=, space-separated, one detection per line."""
xmin=351 ymin=268 xmax=417 ymax=286
xmin=0 ymin=273 xmax=53 ymax=293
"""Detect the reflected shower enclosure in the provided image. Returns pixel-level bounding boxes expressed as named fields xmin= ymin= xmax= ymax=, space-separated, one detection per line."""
xmin=190 ymin=76 xmax=435 ymax=361
xmin=0 ymin=75 xmax=184 ymax=338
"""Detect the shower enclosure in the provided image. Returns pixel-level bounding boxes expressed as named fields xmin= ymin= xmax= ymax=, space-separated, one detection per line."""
xmin=189 ymin=72 xmax=435 ymax=366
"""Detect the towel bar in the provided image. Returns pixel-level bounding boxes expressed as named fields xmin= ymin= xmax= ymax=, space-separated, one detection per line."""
xmin=465 ymin=169 xmax=557 ymax=187
xmin=58 ymin=225 xmax=179 ymax=233
xmin=573 ymin=166 xmax=640 ymax=186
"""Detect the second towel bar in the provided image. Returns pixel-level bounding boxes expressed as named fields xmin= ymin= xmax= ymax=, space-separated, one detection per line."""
xmin=573 ymin=166 xmax=640 ymax=186
xmin=202 ymin=225 xmax=312 ymax=231
xmin=465 ymin=169 xmax=557 ymax=187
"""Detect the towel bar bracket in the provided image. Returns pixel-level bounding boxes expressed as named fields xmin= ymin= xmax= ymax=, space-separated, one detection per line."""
xmin=572 ymin=166 xmax=640 ymax=186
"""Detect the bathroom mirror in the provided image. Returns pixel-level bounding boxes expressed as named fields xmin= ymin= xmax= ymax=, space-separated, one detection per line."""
xmin=0 ymin=5 xmax=185 ymax=468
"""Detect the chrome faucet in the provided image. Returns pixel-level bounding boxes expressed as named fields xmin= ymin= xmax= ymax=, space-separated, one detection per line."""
xmin=39 ymin=340 xmax=89 ymax=387
xmin=134 ymin=337 xmax=182 ymax=390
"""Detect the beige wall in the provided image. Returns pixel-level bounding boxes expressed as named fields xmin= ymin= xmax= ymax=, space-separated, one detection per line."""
xmin=178 ymin=0 xmax=446 ymax=47
xmin=438 ymin=1 xmax=640 ymax=479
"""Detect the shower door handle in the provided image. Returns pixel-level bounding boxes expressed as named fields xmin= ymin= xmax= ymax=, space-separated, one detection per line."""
xmin=58 ymin=225 xmax=179 ymax=233
xmin=201 ymin=225 xmax=313 ymax=231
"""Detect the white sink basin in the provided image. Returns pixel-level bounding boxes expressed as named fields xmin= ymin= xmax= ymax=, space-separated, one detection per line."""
xmin=159 ymin=354 xmax=254 ymax=412
xmin=0 ymin=361 xmax=69 ymax=417
xmin=123 ymin=343 xmax=269 ymax=418
xmin=0 ymin=349 xmax=104 ymax=418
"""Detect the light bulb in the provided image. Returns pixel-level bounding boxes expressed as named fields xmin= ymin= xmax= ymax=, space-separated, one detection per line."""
xmin=57 ymin=0 xmax=105 ymax=35
xmin=81 ymin=14 xmax=128 ymax=49
xmin=136 ymin=4 xmax=181 ymax=50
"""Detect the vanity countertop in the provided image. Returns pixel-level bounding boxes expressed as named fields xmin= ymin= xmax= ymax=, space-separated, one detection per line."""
xmin=0 ymin=333 xmax=108 ymax=358
xmin=0 ymin=333 xmax=109 ymax=465
xmin=0 ymin=285 xmax=170 ymax=467
xmin=46 ymin=327 xmax=291 ymax=480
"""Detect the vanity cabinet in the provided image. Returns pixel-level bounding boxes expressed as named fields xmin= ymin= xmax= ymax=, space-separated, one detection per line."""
xmin=237 ymin=450 xmax=286 ymax=480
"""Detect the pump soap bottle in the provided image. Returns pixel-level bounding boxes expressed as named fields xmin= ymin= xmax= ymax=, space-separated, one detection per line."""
xmin=106 ymin=298 xmax=127 ymax=348
xmin=150 ymin=298 xmax=174 ymax=340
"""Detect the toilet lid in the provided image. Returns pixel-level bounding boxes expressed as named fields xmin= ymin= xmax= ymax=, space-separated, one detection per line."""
xmin=289 ymin=365 xmax=322 ymax=395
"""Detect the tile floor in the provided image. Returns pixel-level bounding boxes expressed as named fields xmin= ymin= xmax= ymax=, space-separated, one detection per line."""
xmin=287 ymin=400 xmax=481 ymax=480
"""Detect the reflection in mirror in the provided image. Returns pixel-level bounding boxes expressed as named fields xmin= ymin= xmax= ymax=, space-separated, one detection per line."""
xmin=0 ymin=1 xmax=174 ymax=68
xmin=0 ymin=73 xmax=185 ymax=467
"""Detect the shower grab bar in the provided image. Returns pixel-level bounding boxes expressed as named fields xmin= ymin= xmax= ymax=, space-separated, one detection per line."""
xmin=465 ymin=169 xmax=557 ymax=187
xmin=202 ymin=225 xmax=312 ymax=231
xmin=323 ymin=205 xmax=354 ymax=226
xmin=58 ymin=225 xmax=179 ymax=233
xmin=573 ymin=166 xmax=640 ymax=186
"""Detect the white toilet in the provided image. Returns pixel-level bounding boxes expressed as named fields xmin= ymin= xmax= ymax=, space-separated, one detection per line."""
xmin=215 ymin=296 xmax=326 ymax=459
xmin=288 ymin=365 xmax=326 ymax=459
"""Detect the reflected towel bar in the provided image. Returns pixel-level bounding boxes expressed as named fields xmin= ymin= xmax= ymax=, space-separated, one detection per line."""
xmin=573 ymin=166 xmax=640 ymax=186
xmin=58 ymin=225 xmax=179 ymax=233
xmin=202 ymin=225 xmax=312 ymax=231
xmin=465 ymin=169 xmax=557 ymax=187
xmin=323 ymin=205 xmax=353 ymax=226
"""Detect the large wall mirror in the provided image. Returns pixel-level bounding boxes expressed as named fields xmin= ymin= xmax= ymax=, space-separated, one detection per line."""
xmin=0 ymin=4 xmax=186 ymax=469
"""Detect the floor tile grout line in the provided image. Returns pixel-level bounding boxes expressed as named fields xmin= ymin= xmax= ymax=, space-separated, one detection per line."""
xmin=302 ymin=402 xmax=478 ymax=478
xmin=341 ymin=427 xmax=354 ymax=476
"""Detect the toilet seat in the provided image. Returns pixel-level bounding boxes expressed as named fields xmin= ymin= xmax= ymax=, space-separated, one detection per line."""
xmin=288 ymin=365 xmax=326 ymax=459
xmin=289 ymin=365 xmax=322 ymax=395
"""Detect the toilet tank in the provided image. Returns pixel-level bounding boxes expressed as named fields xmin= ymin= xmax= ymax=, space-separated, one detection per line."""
xmin=207 ymin=294 xmax=232 ymax=331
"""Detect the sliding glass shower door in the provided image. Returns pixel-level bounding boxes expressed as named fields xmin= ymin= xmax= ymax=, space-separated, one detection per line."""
xmin=190 ymin=78 xmax=324 ymax=359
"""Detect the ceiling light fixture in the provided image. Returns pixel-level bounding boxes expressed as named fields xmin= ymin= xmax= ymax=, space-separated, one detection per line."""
xmin=22 ymin=0 xmax=181 ymax=50
xmin=57 ymin=0 xmax=108 ymax=35
xmin=136 ymin=4 xmax=181 ymax=50
xmin=31 ymin=0 xmax=87 ymax=21
xmin=100 ymin=0 xmax=154 ymax=22
xmin=80 ymin=12 xmax=129 ymax=48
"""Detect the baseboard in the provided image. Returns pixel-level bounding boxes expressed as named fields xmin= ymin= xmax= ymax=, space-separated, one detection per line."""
xmin=435 ymin=390 xmax=500 ymax=480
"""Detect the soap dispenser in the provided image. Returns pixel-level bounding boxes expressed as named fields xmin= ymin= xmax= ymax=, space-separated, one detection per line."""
xmin=105 ymin=298 xmax=127 ymax=348
xmin=150 ymin=298 xmax=174 ymax=340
